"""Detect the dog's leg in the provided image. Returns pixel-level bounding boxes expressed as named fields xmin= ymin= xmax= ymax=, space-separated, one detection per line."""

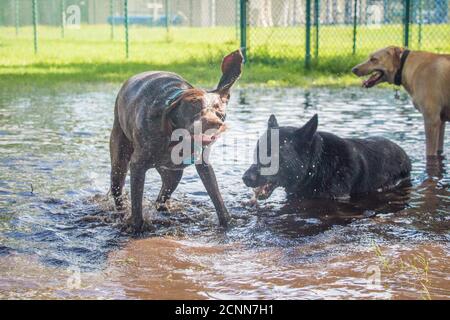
xmin=424 ymin=118 xmax=441 ymax=157
xmin=438 ymin=121 xmax=446 ymax=155
xmin=129 ymin=158 xmax=147 ymax=233
xmin=195 ymin=163 xmax=230 ymax=227
xmin=155 ymin=167 xmax=183 ymax=211
xmin=110 ymin=119 xmax=133 ymax=210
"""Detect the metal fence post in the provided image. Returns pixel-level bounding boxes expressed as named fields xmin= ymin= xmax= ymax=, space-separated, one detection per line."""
xmin=305 ymin=0 xmax=312 ymax=69
xmin=404 ymin=0 xmax=411 ymax=48
xmin=209 ymin=0 xmax=213 ymax=27
xmin=240 ymin=0 xmax=247 ymax=62
xmin=124 ymin=0 xmax=129 ymax=58
xmin=165 ymin=0 xmax=169 ymax=34
xmin=189 ymin=0 xmax=193 ymax=27
xmin=15 ymin=0 xmax=19 ymax=36
xmin=93 ymin=0 xmax=97 ymax=24
xmin=32 ymin=0 xmax=38 ymax=54
xmin=418 ymin=0 xmax=423 ymax=49
xmin=314 ymin=0 xmax=319 ymax=60
xmin=61 ymin=0 xmax=65 ymax=38
xmin=352 ymin=0 xmax=358 ymax=55
xmin=110 ymin=0 xmax=114 ymax=40
xmin=235 ymin=0 xmax=239 ymax=41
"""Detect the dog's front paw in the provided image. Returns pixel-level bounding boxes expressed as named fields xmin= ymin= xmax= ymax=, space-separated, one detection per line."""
xmin=120 ymin=213 xmax=146 ymax=235
xmin=156 ymin=201 xmax=170 ymax=212
xmin=120 ymin=222 xmax=144 ymax=236
xmin=113 ymin=194 xmax=129 ymax=212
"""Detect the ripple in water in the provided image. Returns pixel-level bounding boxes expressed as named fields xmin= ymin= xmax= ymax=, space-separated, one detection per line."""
xmin=0 ymin=85 xmax=448 ymax=299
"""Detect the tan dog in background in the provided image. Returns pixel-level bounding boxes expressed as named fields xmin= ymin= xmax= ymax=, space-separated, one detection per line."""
xmin=352 ymin=46 xmax=450 ymax=157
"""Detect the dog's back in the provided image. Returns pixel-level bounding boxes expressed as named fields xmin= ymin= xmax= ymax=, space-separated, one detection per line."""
xmin=340 ymin=135 xmax=412 ymax=194
xmin=117 ymin=72 xmax=192 ymax=116
xmin=299 ymin=132 xmax=411 ymax=197
xmin=115 ymin=71 xmax=193 ymax=141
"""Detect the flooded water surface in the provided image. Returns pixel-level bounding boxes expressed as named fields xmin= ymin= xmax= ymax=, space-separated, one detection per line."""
xmin=0 ymin=85 xmax=448 ymax=299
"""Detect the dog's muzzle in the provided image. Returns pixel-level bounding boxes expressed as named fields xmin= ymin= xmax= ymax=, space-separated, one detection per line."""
xmin=243 ymin=166 xmax=260 ymax=188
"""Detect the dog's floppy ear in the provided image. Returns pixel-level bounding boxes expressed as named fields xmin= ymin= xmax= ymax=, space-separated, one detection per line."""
xmin=215 ymin=49 xmax=244 ymax=99
xmin=294 ymin=114 xmax=318 ymax=142
xmin=268 ymin=114 xmax=279 ymax=128
xmin=161 ymin=95 xmax=183 ymax=135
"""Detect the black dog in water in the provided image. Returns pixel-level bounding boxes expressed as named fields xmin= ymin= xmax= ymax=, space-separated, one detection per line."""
xmin=243 ymin=114 xmax=411 ymax=200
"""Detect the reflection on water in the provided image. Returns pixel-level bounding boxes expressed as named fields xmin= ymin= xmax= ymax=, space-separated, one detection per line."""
xmin=0 ymin=85 xmax=448 ymax=299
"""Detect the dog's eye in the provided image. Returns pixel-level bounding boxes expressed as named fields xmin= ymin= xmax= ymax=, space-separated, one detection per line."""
xmin=215 ymin=111 xmax=226 ymax=122
xmin=370 ymin=57 xmax=378 ymax=63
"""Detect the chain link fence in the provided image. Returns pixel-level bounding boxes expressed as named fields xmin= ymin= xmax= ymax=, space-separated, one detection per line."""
xmin=0 ymin=0 xmax=240 ymax=61
xmin=0 ymin=0 xmax=449 ymax=70
xmin=246 ymin=0 xmax=450 ymax=69
xmin=0 ymin=0 xmax=239 ymax=31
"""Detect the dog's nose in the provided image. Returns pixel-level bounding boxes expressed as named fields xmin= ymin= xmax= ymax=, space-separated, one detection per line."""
xmin=351 ymin=67 xmax=359 ymax=75
xmin=242 ymin=170 xmax=257 ymax=188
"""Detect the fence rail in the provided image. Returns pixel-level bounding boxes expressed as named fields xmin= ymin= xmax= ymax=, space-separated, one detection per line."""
xmin=1 ymin=0 xmax=449 ymax=70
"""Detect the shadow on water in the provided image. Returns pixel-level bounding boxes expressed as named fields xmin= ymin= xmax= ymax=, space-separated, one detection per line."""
xmin=0 ymin=85 xmax=448 ymax=298
xmin=257 ymin=182 xmax=413 ymax=238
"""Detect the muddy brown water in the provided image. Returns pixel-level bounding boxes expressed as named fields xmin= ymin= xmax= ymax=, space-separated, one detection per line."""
xmin=0 ymin=85 xmax=448 ymax=299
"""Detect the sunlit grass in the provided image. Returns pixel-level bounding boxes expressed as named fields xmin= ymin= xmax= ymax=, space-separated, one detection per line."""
xmin=0 ymin=24 xmax=449 ymax=88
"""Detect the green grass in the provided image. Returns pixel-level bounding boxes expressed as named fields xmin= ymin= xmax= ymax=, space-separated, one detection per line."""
xmin=1 ymin=24 xmax=449 ymax=89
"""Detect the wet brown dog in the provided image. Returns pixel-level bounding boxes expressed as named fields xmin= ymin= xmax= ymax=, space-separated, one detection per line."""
xmin=352 ymin=46 xmax=450 ymax=157
xmin=110 ymin=50 xmax=243 ymax=232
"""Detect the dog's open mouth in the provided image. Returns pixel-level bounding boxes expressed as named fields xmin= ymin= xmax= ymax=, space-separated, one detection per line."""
xmin=362 ymin=70 xmax=385 ymax=88
xmin=191 ymin=124 xmax=227 ymax=146
xmin=253 ymin=182 xmax=277 ymax=200
xmin=192 ymin=133 xmax=220 ymax=146
xmin=168 ymin=124 xmax=227 ymax=152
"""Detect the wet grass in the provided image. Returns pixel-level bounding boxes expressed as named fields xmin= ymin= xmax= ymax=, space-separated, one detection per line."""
xmin=372 ymin=242 xmax=433 ymax=300
xmin=1 ymin=24 xmax=449 ymax=89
